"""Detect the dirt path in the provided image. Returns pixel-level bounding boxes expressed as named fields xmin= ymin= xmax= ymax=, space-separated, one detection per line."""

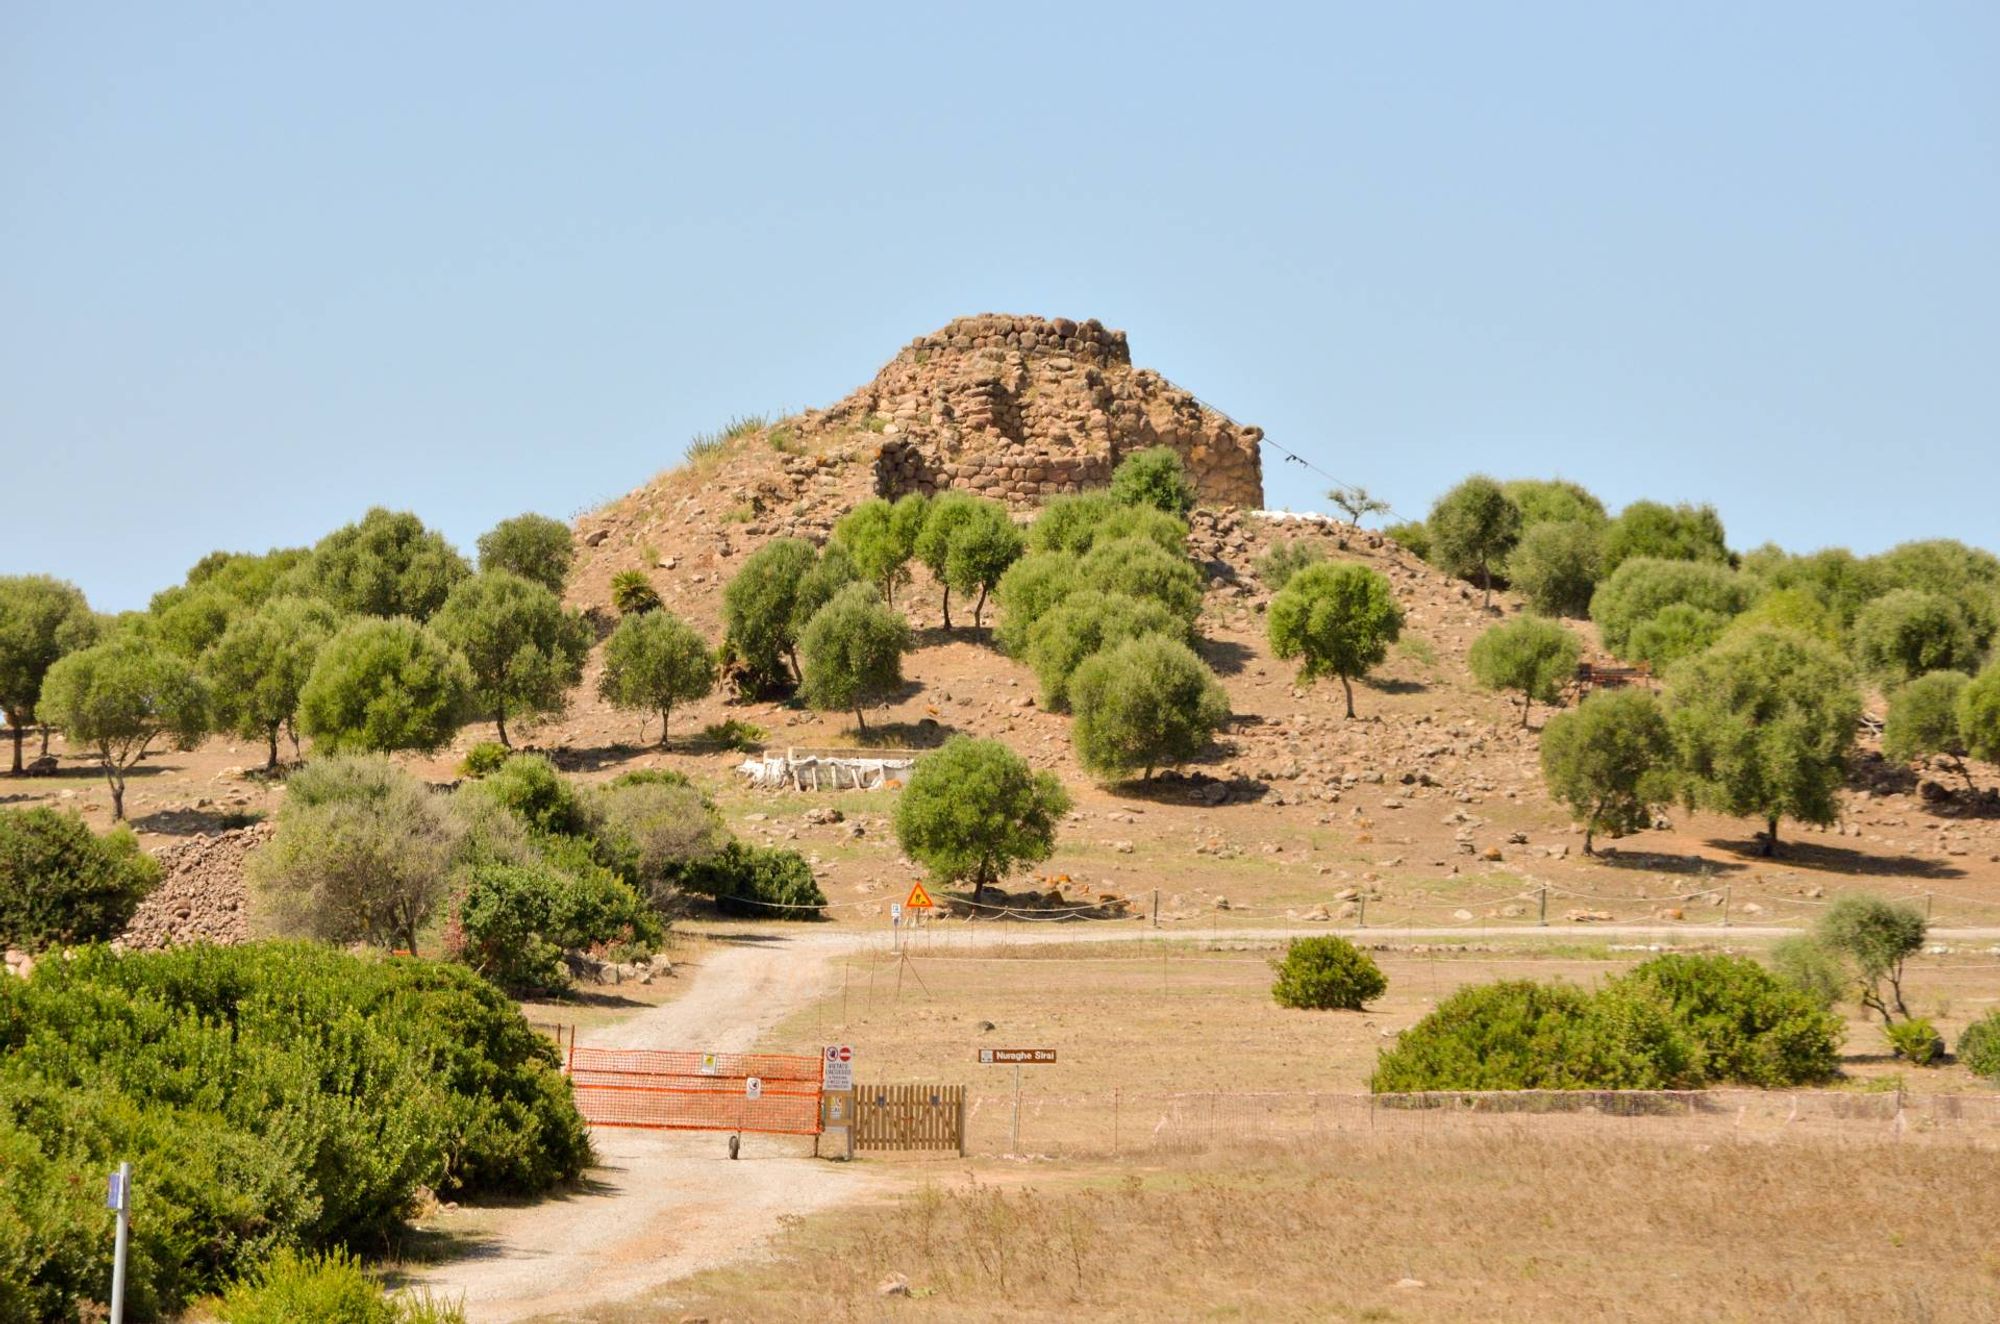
xmin=408 ymin=934 xmax=879 ymax=1324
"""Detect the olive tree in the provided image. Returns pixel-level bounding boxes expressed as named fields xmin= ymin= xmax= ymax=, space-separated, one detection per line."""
xmin=431 ymin=571 xmax=592 ymax=746
xmin=1328 ymin=485 xmax=1391 ymax=528
xmin=833 ymin=497 xmax=926 ymax=604
xmin=476 ymin=512 xmax=575 ymax=594
xmin=1960 ymin=663 xmax=2000 ymax=770
xmin=299 ymin=617 xmax=470 ymax=755
xmin=1625 ymin=603 xmax=1730 ymax=670
xmin=298 ymin=507 xmax=471 ymax=620
xmin=1538 ymin=689 xmax=1673 ymax=853
xmin=1076 ymin=535 xmax=1204 ymax=625
xmin=1503 ymin=479 xmax=1608 ymax=530
xmin=1589 ymin=557 xmax=1751 ymax=656
xmin=249 ymin=754 xmax=461 ymax=953
xmin=0 ymin=575 xmax=96 ymax=773
xmin=944 ymin=501 xmax=1026 ymax=628
xmin=1267 ymin=561 xmax=1403 ymax=718
xmin=1665 ymin=627 xmax=1861 ymax=856
xmin=1070 ymin=635 xmax=1229 ymax=781
xmin=1814 ymin=894 xmax=1927 ymax=1025
xmin=788 ymin=543 xmax=863 ymax=643
xmin=1030 ymin=494 xmax=1187 ymax=557
xmin=1882 ymin=671 xmax=1976 ymax=791
xmin=894 ymin=736 xmax=1071 ymax=901
xmin=1025 ymin=590 xmax=1183 ymax=710
xmin=39 ymin=639 xmax=208 ymax=820
xmin=1850 ymin=589 xmax=1978 ymax=687
xmin=152 ymin=586 xmax=239 ymax=660
xmin=1600 ymin=500 xmax=1730 ymax=574
xmin=1507 ymin=521 xmax=1602 ymax=617
xmin=1109 ymin=446 xmax=1197 ymax=517
xmin=204 ymin=596 xmax=342 ymax=769
xmin=1428 ymin=475 xmax=1522 ymax=607
xmin=597 ymin=609 xmax=716 ymax=744
xmin=721 ymin=537 xmax=816 ymax=684
xmin=797 ymin=583 xmax=910 ymax=733
xmin=994 ymin=551 xmax=1084 ymax=654
xmin=1468 ymin=616 xmax=1581 ymax=727
xmin=912 ymin=491 xmax=982 ymax=628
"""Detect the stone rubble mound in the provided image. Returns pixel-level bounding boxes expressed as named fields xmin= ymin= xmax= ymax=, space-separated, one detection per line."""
xmin=120 ymin=821 xmax=275 ymax=950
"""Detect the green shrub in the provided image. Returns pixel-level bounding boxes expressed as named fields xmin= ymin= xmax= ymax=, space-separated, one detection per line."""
xmin=1370 ymin=980 xmax=1700 ymax=1093
xmin=1108 ymin=446 xmax=1197 ymax=516
xmin=993 ymin=551 xmax=1083 ymax=654
xmin=610 ymin=569 xmax=662 ymax=616
xmin=591 ymin=778 xmax=728 ymax=909
xmin=1024 ymin=590 xmax=1183 ymax=710
xmin=455 ymin=861 xmax=660 ymax=994
xmin=458 ymin=741 xmax=510 ymax=778
xmin=1028 ymin=494 xmax=1187 ymax=557
xmin=1589 ymin=556 xmax=1750 ymax=656
xmin=1253 ymin=538 xmax=1323 ymax=591
xmin=673 ymin=841 xmax=825 ymax=918
xmin=213 ymin=1248 xmax=465 ymax=1323
xmin=463 ymin=753 xmax=599 ymax=841
xmin=1069 ymin=635 xmax=1229 ymax=781
xmin=1610 ymin=954 xmax=1842 ymax=1087
xmin=0 ymin=807 xmax=161 ymax=949
xmin=1270 ymin=937 xmax=1386 ymax=1010
xmin=0 ymin=943 xmax=587 ymax=1317
xmin=1956 ymin=1011 xmax=2000 ymax=1082
xmin=1599 ymin=500 xmax=1730 ymax=574
xmin=1882 ymin=1017 xmax=1944 ymax=1066
xmin=1507 ymin=520 xmax=1603 ymax=617
xmin=1769 ymin=936 xmax=1847 ymax=1010
xmin=699 ymin=717 xmax=766 ymax=752
xmin=1383 ymin=520 xmax=1431 ymax=561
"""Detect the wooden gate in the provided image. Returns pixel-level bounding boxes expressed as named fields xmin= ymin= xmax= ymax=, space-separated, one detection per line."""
xmin=854 ymin=1083 xmax=966 ymax=1154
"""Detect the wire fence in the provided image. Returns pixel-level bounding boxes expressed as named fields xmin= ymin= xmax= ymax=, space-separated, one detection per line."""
xmin=946 ymin=1086 xmax=2000 ymax=1158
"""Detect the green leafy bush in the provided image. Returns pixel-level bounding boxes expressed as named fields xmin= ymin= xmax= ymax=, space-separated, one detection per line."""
xmin=1589 ymin=556 xmax=1750 ymax=655
xmin=213 ymin=1248 xmax=465 ymax=1324
xmin=1883 ymin=1017 xmax=1945 ymax=1066
xmin=0 ymin=807 xmax=161 ymax=949
xmin=1024 ymin=590 xmax=1183 ymax=710
xmin=699 ymin=717 xmax=766 ymax=752
xmin=1383 ymin=520 xmax=1431 ymax=561
xmin=994 ymin=551 xmax=1083 ymax=654
xmin=458 ymin=741 xmax=510 ymax=778
xmin=1269 ymin=937 xmax=1386 ymax=1010
xmin=1611 ymin=954 xmax=1841 ymax=1087
xmin=673 ymin=841 xmax=826 ymax=918
xmin=1252 ymin=538 xmax=1323 ymax=592
xmin=455 ymin=861 xmax=660 ymax=993
xmin=1069 ymin=635 xmax=1229 ymax=781
xmin=1108 ymin=446 xmax=1197 ymax=516
xmin=610 ymin=569 xmax=662 ymax=616
xmin=1956 ymin=1011 xmax=2000 ymax=1082
xmin=0 ymin=943 xmax=587 ymax=1318
xmin=1371 ymin=981 xmax=1699 ymax=1093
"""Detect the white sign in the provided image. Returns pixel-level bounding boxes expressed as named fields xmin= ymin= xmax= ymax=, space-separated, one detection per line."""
xmin=744 ymin=1076 xmax=763 ymax=1100
xmin=890 ymin=902 xmax=903 ymax=924
xmin=699 ymin=1052 xmax=720 ymax=1076
xmin=822 ymin=1044 xmax=854 ymax=1092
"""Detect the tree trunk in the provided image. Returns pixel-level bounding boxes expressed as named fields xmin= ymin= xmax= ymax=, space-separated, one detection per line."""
xmin=1761 ymin=816 xmax=1779 ymax=857
xmin=39 ymin=724 xmax=50 ymax=757
xmin=1340 ymin=675 xmax=1355 ymax=720
xmin=659 ymin=707 xmax=672 ymax=748
xmin=941 ymin=585 xmax=953 ymax=631
xmin=855 ymin=706 xmax=868 ymax=734
xmin=286 ymin=717 xmax=301 ymax=760
xmin=1521 ymin=695 xmax=1533 ymax=727
xmin=1952 ymin=757 xmax=1978 ymax=794
xmin=1481 ymin=562 xmax=1492 ymax=609
xmin=109 ymin=769 xmax=126 ymax=822
xmin=973 ymin=585 xmax=990 ymax=629
xmin=8 ymin=723 xmax=20 ymax=775
xmin=1584 ymin=824 xmax=1596 ymax=855
xmin=496 ymin=711 xmax=510 ymax=748
xmin=266 ymin=725 xmax=281 ymax=772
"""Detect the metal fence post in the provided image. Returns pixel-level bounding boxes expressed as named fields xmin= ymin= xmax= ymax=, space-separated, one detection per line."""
xmin=108 ymin=1161 xmax=130 ymax=1324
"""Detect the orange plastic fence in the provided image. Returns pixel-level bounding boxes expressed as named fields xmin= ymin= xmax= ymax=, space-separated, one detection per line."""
xmin=564 ymin=1046 xmax=824 ymax=1135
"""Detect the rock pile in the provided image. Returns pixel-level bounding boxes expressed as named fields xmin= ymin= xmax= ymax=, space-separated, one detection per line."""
xmin=120 ymin=821 xmax=274 ymax=950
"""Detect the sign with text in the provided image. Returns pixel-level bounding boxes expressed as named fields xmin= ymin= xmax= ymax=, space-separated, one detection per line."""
xmin=978 ymin=1047 xmax=1056 ymax=1065
xmin=822 ymin=1044 xmax=854 ymax=1092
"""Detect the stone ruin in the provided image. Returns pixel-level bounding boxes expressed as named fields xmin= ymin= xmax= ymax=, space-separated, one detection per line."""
xmin=806 ymin=314 xmax=1265 ymax=508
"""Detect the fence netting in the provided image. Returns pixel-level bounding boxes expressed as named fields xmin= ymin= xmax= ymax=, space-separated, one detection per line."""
xmin=565 ymin=1046 xmax=823 ymax=1135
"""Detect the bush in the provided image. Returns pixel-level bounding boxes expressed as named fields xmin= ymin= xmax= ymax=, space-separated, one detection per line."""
xmin=1851 ymin=589 xmax=1979 ymax=687
xmin=610 ymin=569 xmax=662 ymax=616
xmin=298 ymin=618 xmax=470 ymax=756
xmin=1599 ymin=500 xmax=1730 ymax=574
xmin=1108 ymin=446 xmax=1197 ymax=516
xmin=0 ymin=942 xmax=587 ymax=1317
xmin=213 ymin=1248 xmax=465 ymax=1324
xmin=1589 ymin=557 xmax=1750 ymax=655
xmin=1370 ymin=981 xmax=1699 ymax=1093
xmin=1467 ymin=616 xmax=1581 ymax=726
xmin=455 ymin=861 xmax=659 ymax=994
xmin=461 ymin=753 xmax=600 ymax=841
xmin=1507 ymin=521 xmax=1602 ymax=617
xmin=1624 ymin=602 xmax=1729 ymax=670
xmin=1075 ymin=536 xmax=1204 ymax=625
xmin=699 ymin=717 xmax=766 ymax=752
xmin=1883 ymin=1017 xmax=1945 ymax=1067
xmin=476 ymin=513 xmax=573 ymax=596
xmin=1957 ymin=1011 xmax=2000 ymax=1082
xmin=458 ymin=741 xmax=510 ymax=778
xmin=1383 ymin=520 xmax=1431 ymax=561
xmin=1770 ymin=936 xmax=1847 ymax=1010
xmin=1269 ymin=937 xmax=1386 ymax=1010
xmin=994 ymin=551 xmax=1083 ymax=654
xmin=1024 ymin=590 xmax=1184 ymax=710
xmin=251 ymin=756 xmax=461 ymax=952
xmin=1883 ymin=671 xmax=1976 ymax=789
xmin=674 ymin=841 xmax=826 ymax=918
xmin=0 ymin=807 xmax=161 ymax=949
xmin=1253 ymin=538 xmax=1323 ymax=591
xmin=1069 ymin=635 xmax=1229 ymax=781
xmin=1504 ymin=478 xmax=1608 ymax=530
xmin=593 ymin=778 xmax=728 ymax=909
xmin=1611 ymin=954 xmax=1842 ymax=1087
xmin=894 ymin=737 xmax=1070 ymax=902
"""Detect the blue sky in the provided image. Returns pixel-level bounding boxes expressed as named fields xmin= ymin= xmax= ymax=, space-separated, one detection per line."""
xmin=4 ymin=3 xmax=1995 ymax=611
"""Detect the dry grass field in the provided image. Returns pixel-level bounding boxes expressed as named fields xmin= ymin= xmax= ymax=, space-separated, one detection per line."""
xmin=608 ymin=1133 xmax=2000 ymax=1323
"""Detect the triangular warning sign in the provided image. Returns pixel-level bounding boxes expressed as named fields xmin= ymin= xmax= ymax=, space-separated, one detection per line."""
xmin=905 ymin=881 xmax=936 ymax=909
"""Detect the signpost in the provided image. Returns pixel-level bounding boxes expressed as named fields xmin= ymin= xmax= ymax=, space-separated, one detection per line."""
xmin=107 ymin=1162 xmax=131 ymax=1324
xmin=904 ymin=882 xmax=935 ymax=910
xmin=977 ymin=1048 xmax=1057 ymax=1152
xmin=821 ymin=1044 xmax=855 ymax=1159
